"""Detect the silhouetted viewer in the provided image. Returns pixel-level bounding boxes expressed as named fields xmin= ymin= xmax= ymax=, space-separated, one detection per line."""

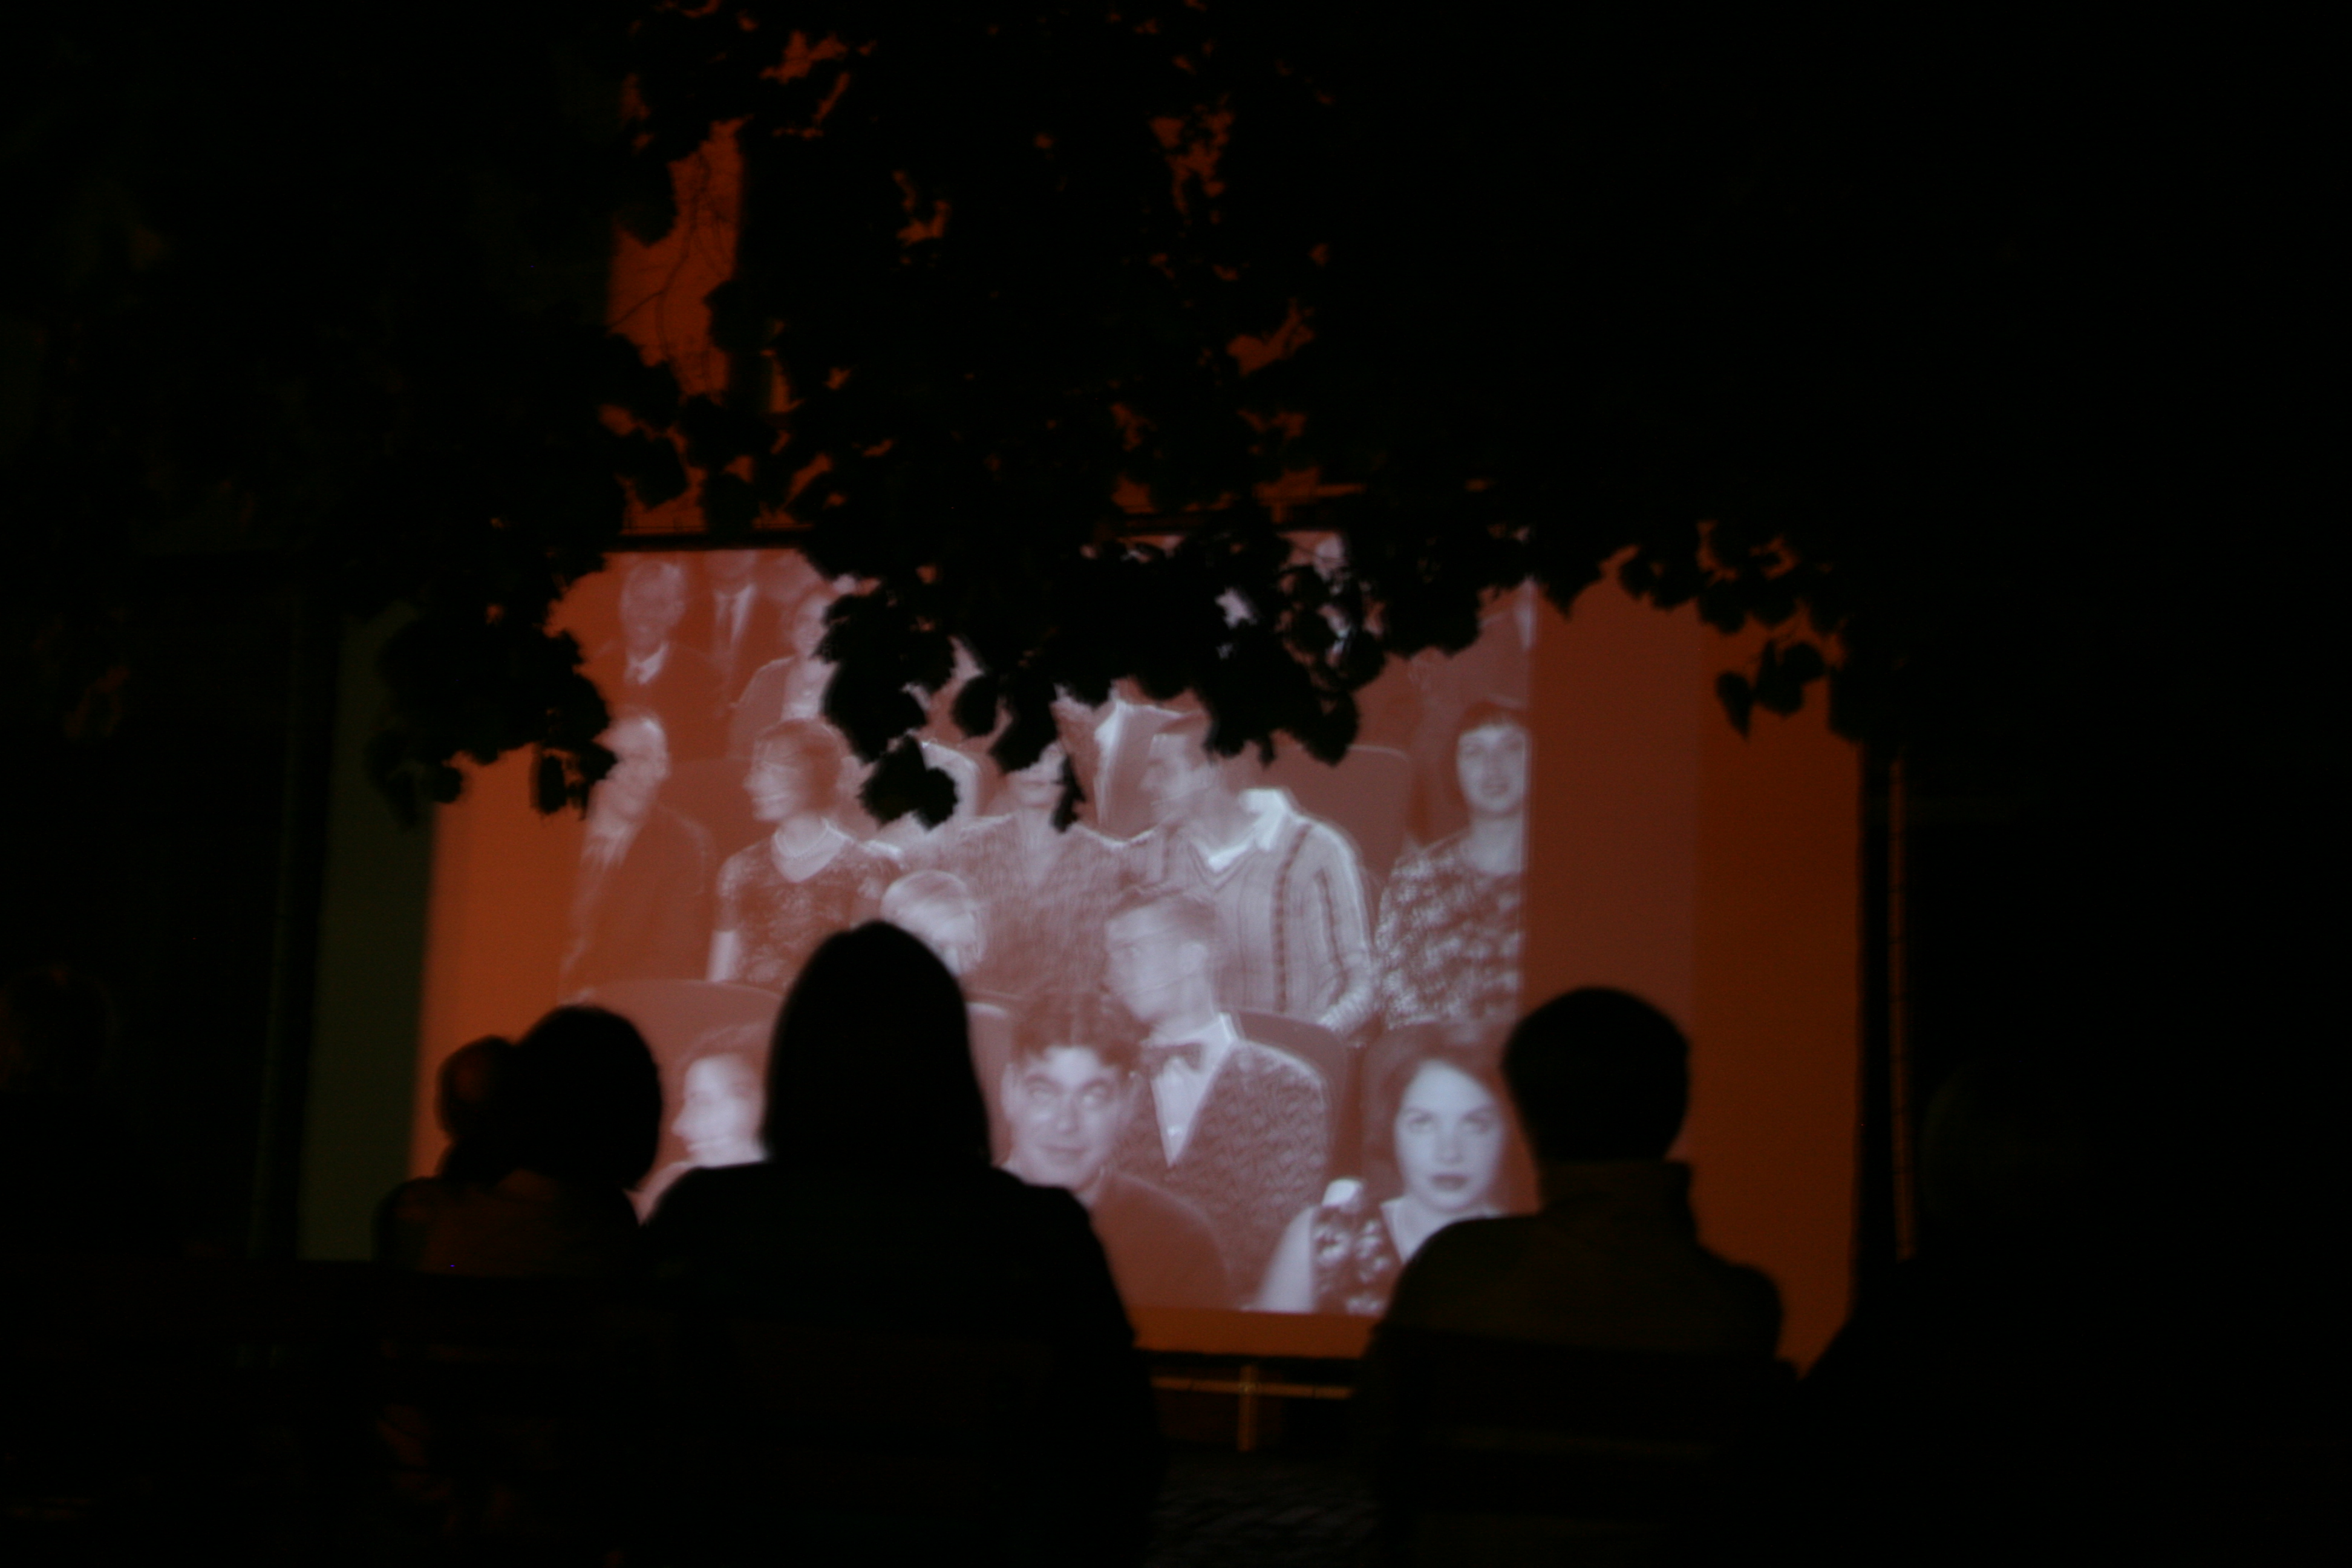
xmin=640 ymin=922 xmax=1160 ymax=1566
xmin=373 ymin=1033 xmax=518 ymax=1269
xmin=1359 ymin=988 xmax=1782 ymax=1563
xmin=1372 ymin=988 xmax=1778 ymax=1351
xmin=413 ymin=1006 xmax=661 ymax=1278
xmin=0 ymin=964 xmax=163 ymax=1256
xmin=1731 ymin=1051 xmax=2184 ymax=1561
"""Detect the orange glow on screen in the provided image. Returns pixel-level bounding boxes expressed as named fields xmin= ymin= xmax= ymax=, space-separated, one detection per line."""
xmin=413 ymin=570 xmax=1855 ymax=1367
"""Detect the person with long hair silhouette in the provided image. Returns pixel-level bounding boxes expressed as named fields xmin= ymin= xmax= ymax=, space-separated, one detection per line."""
xmin=641 ymin=922 xmax=1159 ymax=1564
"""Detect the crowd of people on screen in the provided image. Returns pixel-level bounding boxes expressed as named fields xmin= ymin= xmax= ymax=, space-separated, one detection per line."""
xmin=560 ymin=551 xmax=1540 ymax=1318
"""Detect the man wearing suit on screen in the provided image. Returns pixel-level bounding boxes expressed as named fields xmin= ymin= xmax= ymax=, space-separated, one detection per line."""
xmin=676 ymin=549 xmax=789 ymax=702
xmin=560 ymin=709 xmax=713 ymax=998
xmin=1001 ymin=998 xmax=1231 ymax=1312
xmin=1104 ymin=886 xmax=1329 ymax=1297
xmin=593 ymin=557 xmax=724 ymax=760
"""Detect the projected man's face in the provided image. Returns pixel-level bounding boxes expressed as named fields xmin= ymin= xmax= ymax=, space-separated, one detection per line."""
xmin=1142 ymin=732 xmax=1219 ymax=828
xmin=1457 ymin=721 xmax=1531 ymax=820
xmin=621 ymin=567 xmax=687 ymax=654
xmin=1394 ymin=1060 xmax=1505 ymax=1218
xmin=1006 ymin=742 xmax=1067 ymax=812
xmin=1105 ymin=908 xmax=1200 ymax=1031
xmin=745 ymin=747 xmax=808 ymax=823
xmin=595 ymin=718 xmax=668 ymax=824
xmin=1004 ymin=1044 xmax=1132 ymax=1197
xmin=676 ymin=1056 xmax=763 ymax=1168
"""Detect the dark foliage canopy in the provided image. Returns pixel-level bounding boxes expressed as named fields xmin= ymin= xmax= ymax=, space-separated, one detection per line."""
xmin=4 ymin=6 xmax=2330 ymax=826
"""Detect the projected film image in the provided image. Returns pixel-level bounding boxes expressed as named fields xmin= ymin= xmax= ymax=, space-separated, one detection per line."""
xmin=560 ymin=549 xmax=1535 ymax=1318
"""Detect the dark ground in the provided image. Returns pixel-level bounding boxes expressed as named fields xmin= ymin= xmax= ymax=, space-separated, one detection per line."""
xmin=1146 ymin=1447 xmax=1376 ymax=1568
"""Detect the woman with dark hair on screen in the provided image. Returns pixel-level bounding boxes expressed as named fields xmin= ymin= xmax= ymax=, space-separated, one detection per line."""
xmin=1255 ymin=1031 xmax=1522 ymax=1316
xmin=922 ymin=724 xmax=1126 ymax=1011
xmin=415 ymin=1005 xmax=662 ymax=1278
xmin=1374 ymin=699 xmax=1531 ymax=1033
xmin=707 ymin=719 xmax=900 ymax=992
xmin=641 ymin=922 xmax=1159 ymax=1563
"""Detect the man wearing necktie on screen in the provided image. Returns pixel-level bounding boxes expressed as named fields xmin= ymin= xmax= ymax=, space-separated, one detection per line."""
xmin=1104 ymin=887 xmax=1328 ymax=1299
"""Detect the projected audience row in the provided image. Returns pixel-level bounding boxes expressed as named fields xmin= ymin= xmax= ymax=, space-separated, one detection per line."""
xmin=558 ymin=551 xmax=1539 ymax=1319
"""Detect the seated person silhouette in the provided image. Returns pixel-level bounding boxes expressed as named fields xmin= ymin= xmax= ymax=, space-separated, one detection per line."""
xmin=1000 ymin=998 xmax=1230 ymax=1310
xmin=1103 ymin=886 xmax=1330 ymax=1298
xmin=1737 ymin=1050 xmax=2147 ymax=1563
xmin=1369 ymin=988 xmax=1779 ymax=1352
xmin=639 ymin=922 xmax=1160 ymax=1564
xmin=374 ymin=1033 xmax=519 ymax=1268
xmin=1357 ymin=990 xmax=1782 ymax=1563
xmin=1256 ymin=1031 xmax=1521 ymax=1316
xmin=415 ymin=1005 xmax=662 ymax=1278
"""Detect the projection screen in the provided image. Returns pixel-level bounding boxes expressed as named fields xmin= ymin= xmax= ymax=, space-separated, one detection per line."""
xmin=407 ymin=547 xmax=1859 ymax=1364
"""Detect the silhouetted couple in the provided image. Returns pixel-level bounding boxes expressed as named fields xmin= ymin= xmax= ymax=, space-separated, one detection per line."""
xmin=387 ymin=924 xmax=1159 ymax=1566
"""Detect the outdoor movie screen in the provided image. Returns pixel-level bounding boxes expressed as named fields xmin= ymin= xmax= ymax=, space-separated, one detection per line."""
xmin=538 ymin=545 xmax=1541 ymax=1324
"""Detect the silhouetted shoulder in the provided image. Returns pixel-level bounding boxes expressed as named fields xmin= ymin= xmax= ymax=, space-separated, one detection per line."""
xmin=642 ymin=1161 xmax=1131 ymax=1342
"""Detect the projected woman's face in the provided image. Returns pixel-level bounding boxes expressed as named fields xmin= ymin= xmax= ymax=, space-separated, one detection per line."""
xmin=790 ymin=595 xmax=831 ymax=658
xmin=1007 ymin=742 xmax=1067 ymax=812
xmin=1457 ymin=721 xmax=1530 ymax=820
xmin=745 ymin=748 xmax=807 ymax=823
xmin=676 ymin=1056 xmax=763 ymax=1168
xmin=1394 ymin=1060 xmax=1505 ymax=1218
xmin=596 ymin=717 xmax=669 ymax=823
xmin=1004 ymin=1044 xmax=1130 ymax=1195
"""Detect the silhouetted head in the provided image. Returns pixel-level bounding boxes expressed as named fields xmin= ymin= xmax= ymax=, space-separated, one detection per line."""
xmin=0 ymin=964 xmax=113 ymax=1094
xmin=508 ymin=1005 xmax=664 ymax=1190
xmin=431 ymin=1034 xmax=519 ymax=1184
xmin=746 ymin=718 xmax=848 ymax=823
xmin=1501 ymin=989 xmax=1690 ymax=1162
xmin=762 ymin=922 xmax=987 ymax=1174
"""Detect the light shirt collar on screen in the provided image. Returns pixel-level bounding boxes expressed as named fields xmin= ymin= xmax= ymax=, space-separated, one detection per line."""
xmin=583 ymin=813 xmax=642 ymax=869
xmin=1146 ymin=1010 xmax=1240 ymax=1166
xmin=1194 ymin=788 xmax=1294 ymax=877
xmin=626 ymin=641 xmax=671 ymax=687
xmin=715 ymin=584 xmax=753 ymax=646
